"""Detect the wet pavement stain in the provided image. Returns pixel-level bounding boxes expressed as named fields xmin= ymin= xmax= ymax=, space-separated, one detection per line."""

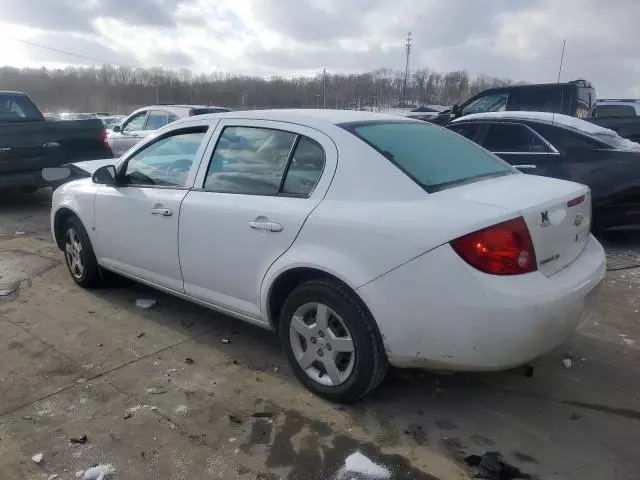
xmin=265 ymin=409 xmax=439 ymax=479
xmin=512 ymin=451 xmax=539 ymax=465
xmin=471 ymin=434 xmax=496 ymax=447
xmin=434 ymin=420 xmax=458 ymax=431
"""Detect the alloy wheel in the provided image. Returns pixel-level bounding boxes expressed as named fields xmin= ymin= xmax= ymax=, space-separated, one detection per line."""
xmin=65 ymin=227 xmax=84 ymax=279
xmin=289 ymin=302 xmax=356 ymax=386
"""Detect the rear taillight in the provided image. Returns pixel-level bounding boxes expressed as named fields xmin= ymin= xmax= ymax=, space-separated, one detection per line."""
xmin=102 ymin=129 xmax=109 ymax=150
xmin=451 ymin=217 xmax=537 ymax=275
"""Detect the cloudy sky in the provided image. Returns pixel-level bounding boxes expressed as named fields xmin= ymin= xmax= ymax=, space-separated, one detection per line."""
xmin=1 ymin=0 xmax=639 ymax=96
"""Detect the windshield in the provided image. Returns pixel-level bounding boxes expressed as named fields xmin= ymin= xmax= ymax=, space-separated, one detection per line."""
xmin=342 ymin=121 xmax=514 ymax=191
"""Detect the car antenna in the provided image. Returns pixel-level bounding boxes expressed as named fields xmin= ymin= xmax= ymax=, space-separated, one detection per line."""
xmin=553 ymin=39 xmax=567 ymax=127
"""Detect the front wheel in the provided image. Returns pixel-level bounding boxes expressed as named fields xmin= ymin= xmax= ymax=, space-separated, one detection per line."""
xmin=63 ymin=216 xmax=101 ymax=288
xmin=279 ymin=279 xmax=388 ymax=403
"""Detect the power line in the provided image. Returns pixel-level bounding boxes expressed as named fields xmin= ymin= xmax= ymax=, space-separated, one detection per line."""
xmin=6 ymin=36 xmax=119 ymax=65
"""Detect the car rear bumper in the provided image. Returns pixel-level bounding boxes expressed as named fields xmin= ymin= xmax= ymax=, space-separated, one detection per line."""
xmin=357 ymin=234 xmax=606 ymax=371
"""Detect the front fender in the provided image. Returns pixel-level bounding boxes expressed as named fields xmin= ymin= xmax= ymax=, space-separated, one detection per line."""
xmin=51 ymin=179 xmax=98 ymax=251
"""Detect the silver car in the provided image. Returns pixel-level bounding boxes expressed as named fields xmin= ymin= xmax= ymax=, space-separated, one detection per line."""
xmin=108 ymin=104 xmax=230 ymax=156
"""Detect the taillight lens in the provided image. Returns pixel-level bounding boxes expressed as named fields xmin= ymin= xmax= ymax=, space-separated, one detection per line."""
xmin=102 ymin=129 xmax=109 ymax=150
xmin=451 ymin=217 xmax=537 ymax=275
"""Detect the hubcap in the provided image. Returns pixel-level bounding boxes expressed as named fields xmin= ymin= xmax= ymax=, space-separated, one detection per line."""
xmin=64 ymin=227 xmax=84 ymax=279
xmin=289 ymin=302 xmax=356 ymax=387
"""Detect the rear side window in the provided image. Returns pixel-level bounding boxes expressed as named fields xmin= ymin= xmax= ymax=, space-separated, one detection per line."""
xmin=482 ymin=124 xmax=549 ymax=153
xmin=204 ymin=126 xmax=296 ymax=194
xmin=191 ymin=107 xmax=231 ymax=115
xmin=448 ymin=123 xmax=481 ymax=141
xmin=282 ymin=137 xmax=325 ymax=196
xmin=146 ymin=111 xmax=170 ymax=130
xmin=344 ymin=122 xmax=513 ymax=191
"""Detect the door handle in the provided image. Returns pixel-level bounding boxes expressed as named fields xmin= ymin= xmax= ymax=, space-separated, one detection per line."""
xmin=43 ymin=142 xmax=60 ymax=148
xmin=249 ymin=221 xmax=283 ymax=232
xmin=150 ymin=208 xmax=173 ymax=216
xmin=514 ymin=164 xmax=537 ymax=170
xmin=0 ymin=147 xmax=10 ymax=152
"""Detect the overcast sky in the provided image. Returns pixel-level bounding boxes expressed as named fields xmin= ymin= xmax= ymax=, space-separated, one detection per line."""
xmin=1 ymin=0 xmax=639 ymax=96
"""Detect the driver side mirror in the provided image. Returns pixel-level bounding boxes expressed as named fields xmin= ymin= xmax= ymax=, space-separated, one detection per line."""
xmin=92 ymin=165 xmax=117 ymax=185
xmin=112 ymin=125 xmax=121 ymax=133
xmin=451 ymin=104 xmax=461 ymax=117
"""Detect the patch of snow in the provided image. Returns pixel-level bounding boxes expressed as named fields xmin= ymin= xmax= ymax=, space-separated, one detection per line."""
xmin=31 ymin=452 xmax=43 ymax=464
xmin=174 ymin=405 xmax=188 ymax=415
xmin=80 ymin=464 xmax=115 ymax=480
xmin=136 ymin=299 xmax=157 ymax=309
xmin=344 ymin=451 xmax=391 ymax=478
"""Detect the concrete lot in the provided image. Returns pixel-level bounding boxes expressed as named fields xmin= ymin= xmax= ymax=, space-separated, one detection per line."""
xmin=0 ymin=188 xmax=639 ymax=479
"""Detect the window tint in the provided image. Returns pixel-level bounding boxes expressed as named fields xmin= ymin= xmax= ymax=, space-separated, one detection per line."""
xmin=461 ymin=93 xmax=508 ymax=115
xmin=146 ymin=111 xmax=170 ymax=130
xmin=448 ymin=123 xmax=480 ymax=140
xmin=122 ymin=128 xmax=207 ymax=187
xmin=0 ymin=94 xmax=42 ymax=121
xmin=123 ymin=112 xmax=147 ymax=133
xmin=282 ymin=137 xmax=325 ymax=196
xmin=482 ymin=124 xmax=548 ymax=153
xmin=346 ymin=122 xmax=512 ymax=191
xmin=204 ymin=126 xmax=296 ymax=194
xmin=533 ymin=124 xmax=604 ymax=150
xmin=592 ymin=105 xmax=637 ymax=117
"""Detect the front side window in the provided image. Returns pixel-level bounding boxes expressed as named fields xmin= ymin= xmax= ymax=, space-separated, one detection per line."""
xmin=123 ymin=112 xmax=147 ymax=133
xmin=146 ymin=111 xmax=170 ymax=130
xmin=461 ymin=93 xmax=508 ymax=116
xmin=343 ymin=121 xmax=513 ymax=192
xmin=204 ymin=126 xmax=297 ymax=194
xmin=122 ymin=128 xmax=207 ymax=187
xmin=482 ymin=124 xmax=548 ymax=153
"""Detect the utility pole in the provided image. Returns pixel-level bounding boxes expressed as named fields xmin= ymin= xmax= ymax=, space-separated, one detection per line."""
xmin=315 ymin=94 xmax=321 ymax=109
xmin=556 ymin=39 xmax=566 ymax=83
xmin=402 ymin=32 xmax=412 ymax=103
xmin=322 ymin=68 xmax=326 ymax=109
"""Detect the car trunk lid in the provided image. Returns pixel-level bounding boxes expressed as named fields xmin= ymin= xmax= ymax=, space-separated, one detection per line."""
xmin=439 ymin=173 xmax=591 ymax=276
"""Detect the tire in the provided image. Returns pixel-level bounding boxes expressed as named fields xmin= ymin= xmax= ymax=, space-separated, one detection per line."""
xmin=62 ymin=216 xmax=102 ymax=288
xmin=279 ymin=279 xmax=388 ymax=403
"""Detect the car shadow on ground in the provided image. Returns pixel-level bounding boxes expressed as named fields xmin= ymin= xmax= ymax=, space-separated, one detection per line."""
xmin=80 ymin=274 xmax=640 ymax=480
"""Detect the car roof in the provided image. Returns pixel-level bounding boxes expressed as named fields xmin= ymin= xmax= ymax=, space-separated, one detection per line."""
xmin=179 ymin=109 xmax=414 ymax=127
xmin=452 ymin=111 xmax=613 ymax=136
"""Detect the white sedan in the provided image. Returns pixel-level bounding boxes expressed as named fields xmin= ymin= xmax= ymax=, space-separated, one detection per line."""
xmin=51 ymin=110 xmax=606 ymax=402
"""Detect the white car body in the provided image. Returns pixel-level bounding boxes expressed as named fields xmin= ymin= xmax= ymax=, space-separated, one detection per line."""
xmin=51 ymin=109 xmax=605 ymax=374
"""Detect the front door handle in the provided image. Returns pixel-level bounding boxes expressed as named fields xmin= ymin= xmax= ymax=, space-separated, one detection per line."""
xmin=150 ymin=208 xmax=173 ymax=216
xmin=249 ymin=220 xmax=283 ymax=232
xmin=43 ymin=142 xmax=61 ymax=148
xmin=514 ymin=164 xmax=537 ymax=170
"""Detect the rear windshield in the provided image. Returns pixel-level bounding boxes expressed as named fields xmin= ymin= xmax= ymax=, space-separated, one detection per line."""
xmin=342 ymin=121 xmax=514 ymax=191
xmin=191 ymin=107 xmax=231 ymax=115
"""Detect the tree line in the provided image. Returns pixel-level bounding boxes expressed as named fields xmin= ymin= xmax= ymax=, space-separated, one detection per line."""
xmin=0 ymin=65 xmax=516 ymax=114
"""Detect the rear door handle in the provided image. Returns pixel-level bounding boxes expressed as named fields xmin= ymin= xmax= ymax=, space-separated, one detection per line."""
xmin=43 ymin=142 xmax=60 ymax=148
xmin=249 ymin=221 xmax=283 ymax=232
xmin=150 ymin=208 xmax=173 ymax=216
xmin=514 ymin=164 xmax=537 ymax=170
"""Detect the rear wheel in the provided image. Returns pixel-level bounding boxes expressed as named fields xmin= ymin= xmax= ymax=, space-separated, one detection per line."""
xmin=63 ymin=216 xmax=101 ymax=288
xmin=279 ymin=279 xmax=388 ymax=403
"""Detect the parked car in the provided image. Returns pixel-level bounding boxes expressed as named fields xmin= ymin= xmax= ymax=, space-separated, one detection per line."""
xmin=448 ymin=111 xmax=640 ymax=231
xmin=59 ymin=112 xmax=97 ymax=121
xmin=590 ymin=99 xmax=640 ymax=144
xmin=108 ymin=104 xmax=231 ymax=156
xmin=591 ymin=99 xmax=640 ymax=118
xmin=429 ymin=80 xmax=596 ymax=126
xmin=0 ymin=91 xmax=112 ymax=192
xmin=100 ymin=115 xmax=125 ymax=131
xmin=51 ymin=110 xmax=605 ymax=402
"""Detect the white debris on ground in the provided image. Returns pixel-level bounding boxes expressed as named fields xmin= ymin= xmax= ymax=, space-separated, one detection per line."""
xmin=47 ymin=474 xmax=59 ymax=480
xmin=563 ymin=358 xmax=572 ymax=369
xmin=619 ymin=334 xmax=636 ymax=346
xmin=136 ymin=298 xmax=157 ymax=309
xmin=174 ymin=405 xmax=188 ymax=415
xmin=343 ymin=451 xmax=391 ymax=478
xmin=78 ymin=463 xmax=115 ymax=480
xmin=31 ymin=452 xmax=43 ymax=464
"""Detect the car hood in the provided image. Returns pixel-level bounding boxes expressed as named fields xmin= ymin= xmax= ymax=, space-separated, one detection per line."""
xmin=68 ymin=158 xmax=116 ymax=175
